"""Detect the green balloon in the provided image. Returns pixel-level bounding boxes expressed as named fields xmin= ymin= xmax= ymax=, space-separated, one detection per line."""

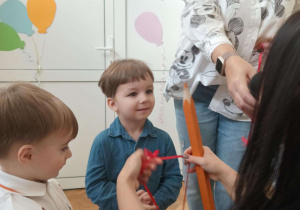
xmin=0 ymin=22 xmax=25 ymax=51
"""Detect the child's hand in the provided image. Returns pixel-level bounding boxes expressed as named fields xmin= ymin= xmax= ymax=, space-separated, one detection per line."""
xmin=136 ymin=190 xmax=153 ymax=205
xmin=137 ymin=190 xmax=157 ymax=210
xmin=142 ymin=203 xmax=158 ymax=210
xmin=183 ymin=146 xmax=228 ymax=181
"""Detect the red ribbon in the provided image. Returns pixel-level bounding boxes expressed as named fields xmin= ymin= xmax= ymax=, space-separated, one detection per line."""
xmin=258 ymin=52 xmax=263 ymax=72
xmin=257 ymin=44 xmax=264 ymax=72
xmin=142 ymin=182 xmax=160 ymax=209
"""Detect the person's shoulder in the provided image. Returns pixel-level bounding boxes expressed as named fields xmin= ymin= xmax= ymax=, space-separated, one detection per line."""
xmin=0 ymin=190 xmax=42 ymax=210
xmin=96 ymin=128 xmax=110 ymax=138
xmin=89 ymin=128 xmax=115 ymax=154
xmin=151 ymin=126 xmax=172 ymax=141
xmin=95 ymin=118 xmax=122 ymax=141
xmin=93 ymin=128 xmax=111 ymax=143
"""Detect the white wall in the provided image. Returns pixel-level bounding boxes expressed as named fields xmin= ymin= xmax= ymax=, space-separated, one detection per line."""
xmin=0 ymin=0 xmax=184 ymax=189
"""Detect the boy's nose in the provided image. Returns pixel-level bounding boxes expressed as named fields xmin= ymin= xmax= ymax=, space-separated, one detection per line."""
xmin=67 ymin=149 xmax=72 ymax=159
xmin=139 ymin=94 xmax=148 ymax=103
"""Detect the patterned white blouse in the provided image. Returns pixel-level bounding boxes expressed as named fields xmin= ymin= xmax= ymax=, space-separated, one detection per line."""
xmin=164 ymin=0 xmax=300 ymax=121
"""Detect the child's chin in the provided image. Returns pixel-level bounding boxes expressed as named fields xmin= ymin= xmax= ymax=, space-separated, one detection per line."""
xmin=35 ymin=178 xmax=49 ymax=183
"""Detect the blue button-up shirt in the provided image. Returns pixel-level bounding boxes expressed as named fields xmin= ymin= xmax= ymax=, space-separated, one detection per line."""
xmin=85 ymin=118 xmax=183 ymax=210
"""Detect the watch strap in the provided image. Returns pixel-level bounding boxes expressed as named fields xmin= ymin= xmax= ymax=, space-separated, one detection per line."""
xmin=222 ymin=51 xmax=237 ymax=61
xmin=219 ymin=51 xmax=237 ymax=76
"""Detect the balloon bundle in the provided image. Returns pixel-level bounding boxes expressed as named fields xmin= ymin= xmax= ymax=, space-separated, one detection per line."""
xmin=0 ymin=0 xmax=56 ymax=51
xmin=0 ymin=0 xmax=57 ymax=84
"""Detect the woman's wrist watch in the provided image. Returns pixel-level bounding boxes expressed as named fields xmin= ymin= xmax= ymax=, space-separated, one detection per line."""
xmin=215 ymin=51 xmax=237 ymax=76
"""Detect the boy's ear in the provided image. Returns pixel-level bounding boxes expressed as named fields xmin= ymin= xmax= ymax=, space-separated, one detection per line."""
xmin=107 ymin=97 xmax=118 ymax=112
xmin=17 ymin=145 xmax=34 ymax=165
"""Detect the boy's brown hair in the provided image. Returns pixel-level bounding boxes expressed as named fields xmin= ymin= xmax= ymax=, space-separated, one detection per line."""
xmin=98 ymin=59 xmax=154 ymax=98
xmin=0 ymin=82 xmax=78 ymax=159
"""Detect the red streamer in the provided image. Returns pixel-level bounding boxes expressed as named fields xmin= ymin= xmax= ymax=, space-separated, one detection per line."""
xmin=143 ymin=182 xmax=160 ymax=209
xmin=257 ymin=43 xmax=264 ymax=72
xmin=160 ymin=155 xmax=183 ymax=160
xmin=258 ymin=52 xmax=262 ymax=72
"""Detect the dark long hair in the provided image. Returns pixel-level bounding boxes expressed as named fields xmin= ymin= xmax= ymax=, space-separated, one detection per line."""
xmin=234 ymin=11 xmax=300 ymax=210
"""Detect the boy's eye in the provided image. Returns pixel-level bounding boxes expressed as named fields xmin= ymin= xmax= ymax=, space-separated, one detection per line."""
xmin=61 ymin=146 xmax=69 ymax=152
xmin=146 ymin=89 xmax=153 ymax=94
xmin=128 ymin=92 xmax=137 ymax=96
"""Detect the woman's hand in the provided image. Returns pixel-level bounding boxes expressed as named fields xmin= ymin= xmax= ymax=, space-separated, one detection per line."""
xmin=117 ymin=149 xmax=162 ymax=210
xmin=118 ymin=149 xmax=163 ymax=190
xmin=183 ymin=146 xmax=238 ymax=200
xmin=183 ymin=146 xmax=227 ymax=181
xmin=211 ymin=43 xmax=257 ymax=118
xmin=225 ymin=56 xmax=257 ymax=118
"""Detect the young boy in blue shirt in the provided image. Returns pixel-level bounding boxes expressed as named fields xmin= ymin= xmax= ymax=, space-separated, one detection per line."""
xmin=85 ymin=59 xmax=183 ymax=210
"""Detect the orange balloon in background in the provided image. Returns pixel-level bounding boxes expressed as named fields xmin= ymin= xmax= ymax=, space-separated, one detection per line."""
xmin=27 ymin=0 xmax=56 ymax=33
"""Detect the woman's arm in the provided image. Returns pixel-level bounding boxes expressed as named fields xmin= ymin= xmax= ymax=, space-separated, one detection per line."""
xmin=182 ymin=1 xmax=257 ymax=117
xmin=117 ymin=173 xmax=145 ymax=210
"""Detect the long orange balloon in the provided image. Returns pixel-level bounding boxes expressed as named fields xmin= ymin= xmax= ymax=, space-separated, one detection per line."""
xmin=27 ymin=0 xmax=56 ymax=33
xmin=183 ymin=83 xmax=215 ymax=210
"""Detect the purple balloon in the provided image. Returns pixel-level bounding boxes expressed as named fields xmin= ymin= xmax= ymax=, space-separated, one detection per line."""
xmin=135 ymin=12 xmax=163 ymax=46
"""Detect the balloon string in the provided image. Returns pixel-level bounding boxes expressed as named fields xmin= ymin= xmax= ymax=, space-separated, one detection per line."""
xmin=31 ymin=36 xmax=43 ymax=86
xmin=39 ymin=34 xmax=46 ymax=61
xmin=161 ymin=44 xmax=166 ymax=72
xmin=158 ymin=44 xmax=166 ymax=125
xmin=31 ymin=36 xmax=39 ymax=64
xmin=22 ymin=50 xmax=34 ymax=63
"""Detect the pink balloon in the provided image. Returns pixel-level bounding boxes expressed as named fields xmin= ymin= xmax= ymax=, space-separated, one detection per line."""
xmin=135 ymin=12 xmax=163 ymax=46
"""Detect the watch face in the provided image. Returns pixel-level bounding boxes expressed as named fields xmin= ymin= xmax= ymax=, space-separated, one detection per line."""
xmin=216 ymin=57 xmax=224 ymax=74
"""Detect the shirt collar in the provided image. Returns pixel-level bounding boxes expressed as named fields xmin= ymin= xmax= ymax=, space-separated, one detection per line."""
xmin=108 ymin=117 xmax=157 ymax=139
xmin=0 ymin=168 xmax=47 ymax=196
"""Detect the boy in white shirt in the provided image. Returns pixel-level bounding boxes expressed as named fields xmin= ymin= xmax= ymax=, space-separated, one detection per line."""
xmin=0 ymin=82 xmax=78 ymax=210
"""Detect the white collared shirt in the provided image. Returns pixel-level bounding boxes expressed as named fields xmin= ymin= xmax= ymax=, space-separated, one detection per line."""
xmin=0 ymin=169 xmax=72 ymax=210
xmin=164 ymin=0 xmax=300 ymax=121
